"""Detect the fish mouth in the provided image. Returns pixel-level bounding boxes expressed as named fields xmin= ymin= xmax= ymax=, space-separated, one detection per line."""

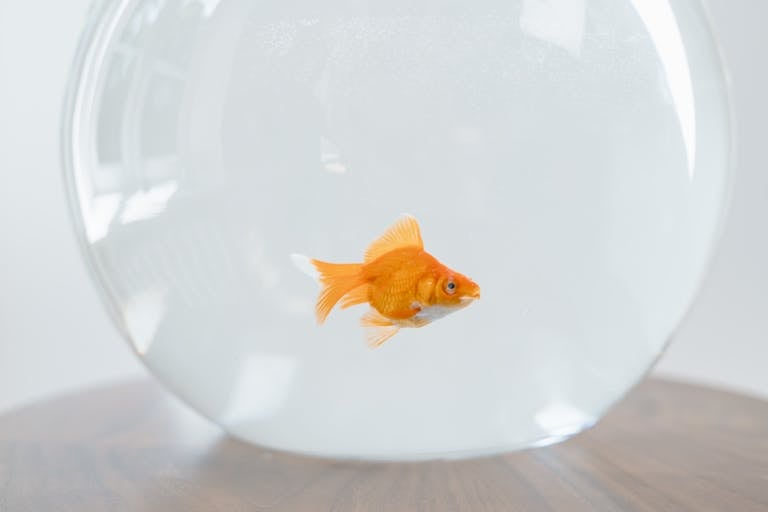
xmin=460 ymin=294 xmax=480 ymax=306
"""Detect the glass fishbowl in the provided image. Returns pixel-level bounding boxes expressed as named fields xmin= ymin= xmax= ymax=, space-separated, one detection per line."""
xmin=62 ymin=0 xmax=730 ymax=460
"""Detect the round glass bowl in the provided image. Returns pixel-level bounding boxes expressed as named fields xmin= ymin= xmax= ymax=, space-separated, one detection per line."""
xmin=62 ymin=0 xmax=730 ymax=460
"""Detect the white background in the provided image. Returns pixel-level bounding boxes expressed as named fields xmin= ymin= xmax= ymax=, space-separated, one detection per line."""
xmin=0 ymin=0 xmax=765 ymax=413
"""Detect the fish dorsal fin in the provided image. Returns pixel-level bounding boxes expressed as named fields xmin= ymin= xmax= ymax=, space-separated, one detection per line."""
xmin=364 ymin=215 xmax=423 ymax=263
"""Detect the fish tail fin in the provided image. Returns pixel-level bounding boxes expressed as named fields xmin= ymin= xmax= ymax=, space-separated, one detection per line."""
xmin=290 ymin=253 xmax=321 ymax=284
xmin=293 ymin=254 xmax=365 ymax=324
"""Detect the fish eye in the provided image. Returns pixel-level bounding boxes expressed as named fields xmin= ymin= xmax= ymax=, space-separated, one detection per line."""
xmin=445 ymin=281 xmax=456 ymax=294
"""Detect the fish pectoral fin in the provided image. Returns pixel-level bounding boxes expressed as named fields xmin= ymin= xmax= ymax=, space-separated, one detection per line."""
xmin=361 ymin=309 xmax=400 ymax=348
xmin=408 ymin=317 xmax=430 ymax=328
xmin=364 ymin=214 xmax=423 ymax=263
xmin=360 ymin=308 xmax=393 ymax=327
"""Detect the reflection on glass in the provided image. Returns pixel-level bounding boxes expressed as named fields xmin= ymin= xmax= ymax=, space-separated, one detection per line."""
xmin=631 ymin=0 xmax=696 ymax=178
xmin=222 ymin=354 xmax=299 ymax=426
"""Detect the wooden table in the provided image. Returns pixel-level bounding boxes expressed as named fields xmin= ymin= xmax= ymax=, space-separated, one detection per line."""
xmin=0 ymin=378 xmax=766 ymax=511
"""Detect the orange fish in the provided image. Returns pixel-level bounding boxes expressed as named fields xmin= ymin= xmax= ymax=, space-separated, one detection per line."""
xmin=292 ymin=215 xmax=480 ymax=347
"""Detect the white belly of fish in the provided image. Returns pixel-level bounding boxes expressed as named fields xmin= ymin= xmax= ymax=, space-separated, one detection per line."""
xmin=411 ymin=304 xmax=458 ymax=324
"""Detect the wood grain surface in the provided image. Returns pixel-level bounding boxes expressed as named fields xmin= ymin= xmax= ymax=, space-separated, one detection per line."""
xmin=0 ymin=378 xmax=766 ymax=511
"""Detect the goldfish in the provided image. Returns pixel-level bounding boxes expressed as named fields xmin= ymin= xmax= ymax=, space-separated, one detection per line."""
xmin=292 ymin=215 xmax=480 ymax=348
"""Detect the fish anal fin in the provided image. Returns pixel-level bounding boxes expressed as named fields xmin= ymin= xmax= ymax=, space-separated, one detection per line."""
xmin=366 ymin=327 xmax=400 ymax=348
xmin=361 ymin=308 xmax=400 ymax=348
xmin=340 ymin=284 xmax=369 ymax=309
xmin=364 ymin=214 xmax=423 ymax=263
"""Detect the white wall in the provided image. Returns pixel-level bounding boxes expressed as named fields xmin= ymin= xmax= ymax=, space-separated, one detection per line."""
xmin=0 ymin=1 xmax=146 ymax=413
xmin=0 ymin=0 xmax=765 ymax=413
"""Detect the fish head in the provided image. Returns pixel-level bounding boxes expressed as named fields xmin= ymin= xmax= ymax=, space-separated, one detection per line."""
xmin=434 ymin=270 xmax=481 ymax=307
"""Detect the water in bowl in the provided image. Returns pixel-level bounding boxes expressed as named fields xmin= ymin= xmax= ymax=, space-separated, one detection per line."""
xmin=63 ymin=0 xmax=730 ymax=459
